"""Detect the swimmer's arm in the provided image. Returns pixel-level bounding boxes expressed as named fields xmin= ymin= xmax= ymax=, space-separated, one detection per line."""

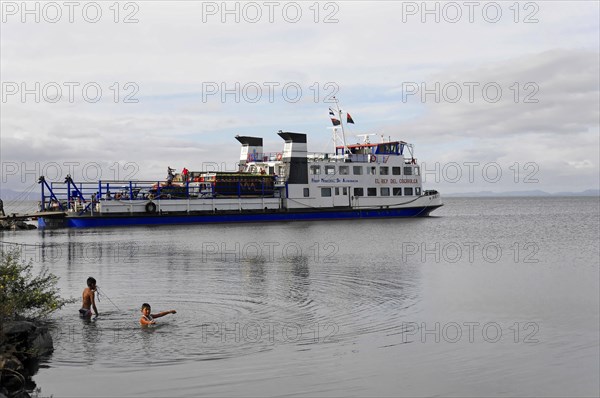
xmin=151 ymin=310 xmax=177 ymax=319
xmin=140 ymin=316 xmax=155 ymax=325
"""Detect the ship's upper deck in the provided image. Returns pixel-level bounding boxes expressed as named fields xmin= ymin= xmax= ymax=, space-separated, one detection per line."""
xmin=243 ymin=140 xmax=413 ymax=166
xmin=335 ymin=141 xmax=408 ymax=156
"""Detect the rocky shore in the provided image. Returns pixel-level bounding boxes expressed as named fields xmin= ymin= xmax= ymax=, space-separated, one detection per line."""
xmin=0 ymin=321 xmax=53 ymax=398
xmin=0 ymin=220 xmax=37 ymax=231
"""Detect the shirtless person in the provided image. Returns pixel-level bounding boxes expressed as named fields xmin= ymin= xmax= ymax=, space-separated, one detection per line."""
xmin=80 ymin=277 xmax=98 ymax=318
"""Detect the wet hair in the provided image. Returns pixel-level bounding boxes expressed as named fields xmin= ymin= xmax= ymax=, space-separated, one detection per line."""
xmin=141 ymin=303 xmax=151 ymax=311
xmin=87 ymin=277 xmax=96 ymax=287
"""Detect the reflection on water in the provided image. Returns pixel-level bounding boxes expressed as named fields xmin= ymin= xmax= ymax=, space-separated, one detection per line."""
xmin=43 ymin=231 xmax=421 ymax=367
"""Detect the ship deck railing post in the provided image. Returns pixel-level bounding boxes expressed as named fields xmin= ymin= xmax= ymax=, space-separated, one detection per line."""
xmin=186 ymin=180 xmax=190 ymax=213
xmin=40 ymin=178 xmax=46 ymax=211
xmin=262 ymin=179 xmax=265 ymax=209
xmin=79 ymin=183 xmax=84 ymax=202
xmin=239 ymin=180 xmax=242 ymax=212
xmin=79 ymin=198 xmax=92 ymax=215
xmin=67 ymin=179 xmax=71 ymax=210
xmin=44 ymin=180 xmax=65 ymax=211
xmin=64 ymin=176 xmax=87 ymax=211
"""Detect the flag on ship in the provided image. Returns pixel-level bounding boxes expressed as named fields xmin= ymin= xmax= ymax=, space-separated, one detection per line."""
xmin=347 ymin=112 xmax=355 ymax=124
xmin=328 ymin=108 xmax=341 ymax=126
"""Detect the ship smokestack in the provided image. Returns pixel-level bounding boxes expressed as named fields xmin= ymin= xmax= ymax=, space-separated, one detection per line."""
xmin=235 ymin=136 xmax=263 ymax=170
xmin=277 ymin=131 xmax=307 ymax=184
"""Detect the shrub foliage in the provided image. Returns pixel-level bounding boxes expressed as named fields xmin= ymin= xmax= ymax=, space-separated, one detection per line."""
xmin=0 ymin=248 xmax=73 ymax=320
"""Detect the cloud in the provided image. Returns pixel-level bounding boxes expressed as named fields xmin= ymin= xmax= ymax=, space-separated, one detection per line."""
xmin=1 ymin=1 xmax=598 ymax=194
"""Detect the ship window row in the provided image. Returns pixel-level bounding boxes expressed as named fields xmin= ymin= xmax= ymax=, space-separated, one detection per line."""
xmin=315 ymin=187 xmax=420 ymax=197
xmin=357 ymin=187 xmax=418 ymax=196
xmin=310 ymin=165 xmax=418 ymax=176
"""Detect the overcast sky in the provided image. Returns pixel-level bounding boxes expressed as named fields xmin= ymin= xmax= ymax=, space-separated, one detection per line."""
xmin=1 ymin=0 xmax=598 ymax=195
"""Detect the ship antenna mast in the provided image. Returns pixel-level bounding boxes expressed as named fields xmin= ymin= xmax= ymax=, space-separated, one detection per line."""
xmin=332 ymin=96 xmax=348 ymax=154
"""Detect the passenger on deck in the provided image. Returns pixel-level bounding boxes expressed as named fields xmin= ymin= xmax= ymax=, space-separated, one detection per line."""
xmin=167 ymin=167 xmax=175 ymax=185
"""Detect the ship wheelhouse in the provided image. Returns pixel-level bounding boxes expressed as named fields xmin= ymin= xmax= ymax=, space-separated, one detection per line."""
xmin=335 ymin=141 xmax=407 ymax=157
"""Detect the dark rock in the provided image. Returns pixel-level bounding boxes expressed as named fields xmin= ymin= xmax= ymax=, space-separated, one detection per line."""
xmin=0 ymin=354 xmax=25 ymax=393
xmin=1 ymin=322 xmax=53 ymax=357
xmin=0 ymin=220 xmax=37 ymax=231
xmin=13 ymin=390 xmax=32 ymax=398
xmin=1 ymin=322 xmax=36 ymax=352
xmin=14 ymin=221 xmax=28 ymax=230
xmin=2 ymin=322 xmax=36 ymax=337
xmin=29 ymin=328 xmax=53 ymax=357
xmin=0 ymin=354 xmax=23 ymax=372
xmin=0 ymin=321 xmax=52 ymax=398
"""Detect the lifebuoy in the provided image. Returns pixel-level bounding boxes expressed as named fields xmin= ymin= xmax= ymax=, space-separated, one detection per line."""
xmin=276 ymin=153 xmax=282 ymax=161
xmin=145 ymin=202 xmax=157 ymax=214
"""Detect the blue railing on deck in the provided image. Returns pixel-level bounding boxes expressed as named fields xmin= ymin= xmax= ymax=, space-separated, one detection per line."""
xmin=39 ymin=179 xmax=277 ymax=213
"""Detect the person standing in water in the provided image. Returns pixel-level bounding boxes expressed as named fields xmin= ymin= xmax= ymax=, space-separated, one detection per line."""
xmin=80 ymin=277 xmax=98 ymax=318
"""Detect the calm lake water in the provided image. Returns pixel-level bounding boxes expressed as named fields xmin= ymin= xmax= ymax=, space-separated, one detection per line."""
xmin=1 ymin=197 xmax=599 ymax=397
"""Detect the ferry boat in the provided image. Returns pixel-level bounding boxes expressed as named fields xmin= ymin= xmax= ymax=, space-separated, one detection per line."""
xmin=37 ymin=106 xmax=442 ymax=228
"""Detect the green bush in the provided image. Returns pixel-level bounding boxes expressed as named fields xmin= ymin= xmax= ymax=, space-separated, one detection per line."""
xmin=0 ymin=248 xmax=73 ymax=320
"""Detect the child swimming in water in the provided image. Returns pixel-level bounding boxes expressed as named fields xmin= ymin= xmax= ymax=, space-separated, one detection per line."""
xmin=139 ymin=303 xmax=176 ymax=325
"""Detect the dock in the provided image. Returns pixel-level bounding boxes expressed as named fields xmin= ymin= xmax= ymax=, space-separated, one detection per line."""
xmin=0 ymin=211 xmax=66 ymax=221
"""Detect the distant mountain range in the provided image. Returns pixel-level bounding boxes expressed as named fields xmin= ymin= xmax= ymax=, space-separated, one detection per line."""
xmin=1 ymin=188 xmax=598 ymax=201
xmin=443 ymin=189 xmax=600 ymax=197
xmin=1 ymin=188 xmax=40 ymax=201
